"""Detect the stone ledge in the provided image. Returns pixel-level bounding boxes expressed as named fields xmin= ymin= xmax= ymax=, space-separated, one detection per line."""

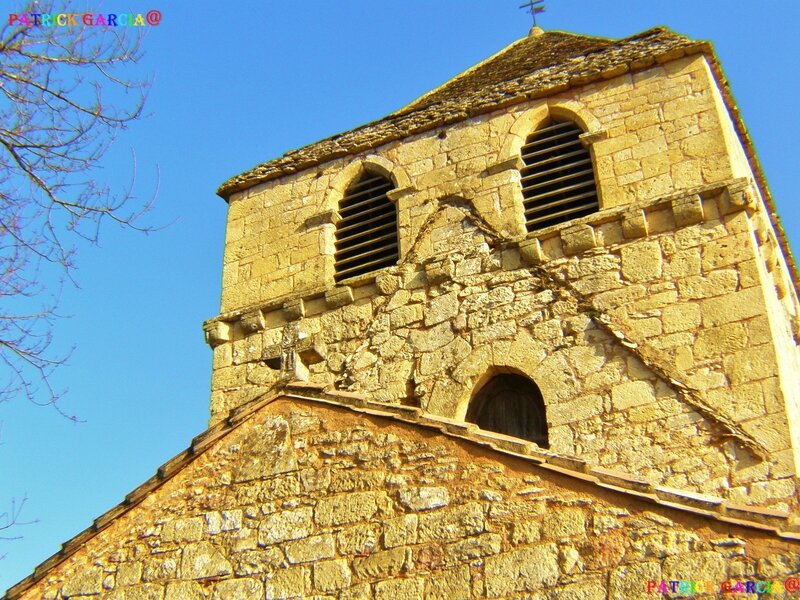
xmin=515 ymin=177 xmax=753 ymax=263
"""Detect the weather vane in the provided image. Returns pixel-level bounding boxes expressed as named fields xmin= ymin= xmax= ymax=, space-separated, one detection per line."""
xmin=519 ymin=0 xmax=545 ymax=28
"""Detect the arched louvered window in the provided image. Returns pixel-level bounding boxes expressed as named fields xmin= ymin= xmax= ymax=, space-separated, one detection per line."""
xmin=520 ymin=119 xmax=599 ymax=232
xmin=467 ymin=374 xmax=548 ymax=448
xmin=334 ymin=172 xmax=398 ymax=282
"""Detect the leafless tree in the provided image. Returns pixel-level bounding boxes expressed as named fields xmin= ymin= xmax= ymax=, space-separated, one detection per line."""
xmin=0 ymin=495 xmax=35 ymax=560
xmin=0 ymin=1 xmax=154 ymax=414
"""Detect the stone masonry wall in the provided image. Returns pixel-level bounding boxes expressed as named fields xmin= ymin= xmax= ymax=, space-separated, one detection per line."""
xmin=206 ymin=54 xmax=800 ymax=510
xmin=12 ymin=399 xmax=800 ymax=600
xmin=217 ymin=54 xmax=749 ymax=311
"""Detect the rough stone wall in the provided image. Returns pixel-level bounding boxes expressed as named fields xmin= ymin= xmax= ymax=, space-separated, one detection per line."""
xmin=13 ymin=399 xmax=800 ymax=600
xmin=217 ymin=54 xmax=743 ymax=312
xmin=206 ymin=53 xmax=800 ymax=509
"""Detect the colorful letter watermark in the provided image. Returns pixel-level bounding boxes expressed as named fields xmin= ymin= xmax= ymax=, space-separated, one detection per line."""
xmin=646 ymin=577 xmax=800 ymax=595
xmin=8 ymin=10 xmax=161 ymax=27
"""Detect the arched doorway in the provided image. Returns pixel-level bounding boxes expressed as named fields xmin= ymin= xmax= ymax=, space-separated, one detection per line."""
xmin=466 ymin=373 xmax=548 ymax=448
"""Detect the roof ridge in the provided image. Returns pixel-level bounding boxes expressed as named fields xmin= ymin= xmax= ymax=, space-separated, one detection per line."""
xmin=216 ymin=26 xmax=700 ymax=199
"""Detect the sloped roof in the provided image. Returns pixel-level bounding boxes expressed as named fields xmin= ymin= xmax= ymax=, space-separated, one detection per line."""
xmin=4 ymin=382 xmax=799 ymax=599
xmin=216 ymin=27 xmax=699 ymax=200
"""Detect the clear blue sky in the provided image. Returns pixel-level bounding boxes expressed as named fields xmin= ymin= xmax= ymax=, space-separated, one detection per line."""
xmin=2 ymin=0 xmax=799 ymax=592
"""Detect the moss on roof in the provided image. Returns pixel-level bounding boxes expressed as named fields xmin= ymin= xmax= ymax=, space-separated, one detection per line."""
xmin=217 ymin=27 xmax=697 ymax=199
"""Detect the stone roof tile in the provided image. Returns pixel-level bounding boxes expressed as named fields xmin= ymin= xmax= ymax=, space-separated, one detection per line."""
xmin=217 ymin=27 xmax=697 ymax=199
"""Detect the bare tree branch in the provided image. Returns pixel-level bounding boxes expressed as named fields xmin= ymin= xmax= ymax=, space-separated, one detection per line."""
xmin=0 ymin=0 xmax=156 ymax=411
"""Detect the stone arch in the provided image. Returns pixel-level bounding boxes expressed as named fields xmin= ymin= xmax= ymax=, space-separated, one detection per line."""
xmin=465 ymin=370 xmax=549 ymax=448
xmin=499 ymin=100 xmax=604 ymax=164
xmin=327 ymin=154 xmax=411 ymax=211
xmin=498 ymin=100 xmax=606 ymax=227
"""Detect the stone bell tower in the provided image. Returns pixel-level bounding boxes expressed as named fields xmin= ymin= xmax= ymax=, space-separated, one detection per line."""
xmin=205 ymin=26 xmax=800 ymax=511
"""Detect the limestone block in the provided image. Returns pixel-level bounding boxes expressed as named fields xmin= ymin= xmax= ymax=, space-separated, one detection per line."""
xmin=162 ymin=517 xmax=204 ymax=543
xmin=240 ymin=310 xmax=266 ymax=334
xmin=419 ymin=336 xmax=471 ymax=377
xmin=375 ymin=271 xmax=400 ymax=295
xmin=283 ymin=298 xmax=305 ymax=321
xmin=693 ymin=322 xmax=747 ymax=360
xmin=701 ymin=233 xmax=752 ymax=271
xmin=543 ymin=508 xmax=587 ymax=539
xmin=398 ymin=487 xmax=450 ymax=511
xmin=561 ymin=224 xmax=597 ymax=255
xmin=180 ymin=542 xmax=232 ymax=580
xmin=512 ymin=520 xmax=542 ymax=544
xmin=165 ymin=581 xmax=205 ymax=600
xmin=518 ymin=238 xmax=545 ymax=265
xmin=425 ymin=292 xmax=459 ymax=326
xmin=204 ymin=320 xmax=232 ymax=348
xmin=621 ymin=241 xmax=662 ymax=282
xmin=233 ymin=548 xmax=285 ymax=576
xmin=264 ymin=567 xmax=308 ymax=599
xmin=212 ymin=579 xmax=263 ymax=600
xmin=484 ymin=545 xmax=559 ymax=597
xmin=700 ymin=286 xmax=763 ymax=326
xmin=612 ymin=381 xmax=656 ymax=410
xmin=117 ymin=562 xmax=143 ymax=586
xmin=374 ymin=578 xmax=425 ymax=600
xmin=724 ymin=346 xmax=778 ymax=386
xmin=315 ymin=491 xmax=380 ymax=527
xmin=672 ymin=194 xmax=704 ymax=226
xmin=384 ymin=514 xmax=418 ymax=548
xmin=409 ymin=322 xmax=455 ymax=352
xmin=445 ymin=532 xmax=503 ymax=562
xmin=719 ymin=185 xmax=755 ymax=215
xmin=233 ymin=416 xmax=297 ymax=482
xmin=548 ymin=395 xmax=603 ymax=426
xmin=336 ymin=523 xmax=379 ymax=555
xmin=609 ymin=562 xmax=662 ymax=600
xmin=325 ymin=286 xmax=354 ymax=308
xmin=390 ymin=304 xmax=423 ymax=328
xmin=285 ymin=534 xmax=335 ymax=564
xmin=425 ymin=564 xmax=471 ymax=600
xmin=258 ymin=507 xmax=314 ymax=545
xmin=417 ymin=502 xmax=485 ymax=543
xmin=352 ymin=547 xmax=407 ymax=580
xmin=678 ymin=269 xmax=738 ymax=299
xmin=314 ymin=559 xmax=352 ymax=594
xmin=662 ymin=551 xmax=726 ymax=584
xmin=119 ymin=584 xmax=165 ymax=600
xmin=61 ymin=566 xmax=104 ymax=597
xmin=661 ymin=302 xmax=701 ymax=333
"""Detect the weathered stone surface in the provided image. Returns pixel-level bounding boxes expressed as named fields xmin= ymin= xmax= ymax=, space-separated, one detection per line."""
xmin=264 ymin=567 xmax=308 ymax=599
xmin=258 ymin=507 xmax=314 ymax=545
xmin=284 ymin=534 xmax=335 ymax=564
xmin=211 ymin=578 xmax=263 ymax=600
xmin=484 ymin=545 xmax=559 ymax=597
xmin=384 ymin=514 xmax=418 ymax=548
xmin=352 ymin=547 xmax=408 ymax=580
xmin=374 ymin=578 xmax=425 ymax=600
xmin=621 ymin=241 xmax=663 ymax=282
xmin=180 ymin=542 xmax=232 ymax=580
xmin=314 ymin=559 xmax=352 ymax=594
xmin=315 ymin=491 xmax=380 ymax=527
xmin=233 ymin=416 xmax=297 ymax=481
xmin=61 ymin=566 xmax=104 ymax=597
xmin=165 ymin=581 xmax=205 ymax=600
xmin=397 ymin=487 xmax=450 ymax=511
xmin=418 ymin=502 xmax=485 ymax=542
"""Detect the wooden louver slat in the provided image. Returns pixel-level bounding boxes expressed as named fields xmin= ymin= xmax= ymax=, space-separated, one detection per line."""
xmin=334 ymin=173 xmax=398 ymax=282
xmin=520 ymin=120 xmax=599 ymax=232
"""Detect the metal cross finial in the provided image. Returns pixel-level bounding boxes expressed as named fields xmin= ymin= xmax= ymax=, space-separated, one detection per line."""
xmin=519 ymin=0 xmax=545 ymax=27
